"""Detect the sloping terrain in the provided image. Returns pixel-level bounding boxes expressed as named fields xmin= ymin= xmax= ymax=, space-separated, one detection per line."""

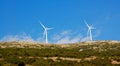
xmin=0 ymin=41 xmax=120 ymax=66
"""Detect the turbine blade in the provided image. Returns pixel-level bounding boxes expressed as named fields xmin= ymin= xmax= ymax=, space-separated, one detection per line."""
xmin=40 ymin=22 xmax=46 ymax=29
xmin=84 ymin=20 xmax=90 ymax=28
xmin=46 ymin=28 xmax=53 ymax=30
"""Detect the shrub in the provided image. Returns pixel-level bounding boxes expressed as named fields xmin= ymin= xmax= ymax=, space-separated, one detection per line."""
xmin=4 ymin=56 xmax=21 ymax=64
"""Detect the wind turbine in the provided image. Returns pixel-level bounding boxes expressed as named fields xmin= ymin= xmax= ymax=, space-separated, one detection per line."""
xmin=84 ymin=20 xmax=95 ymax=41
xmin=40 ymin=22 xmax=53 ymax=44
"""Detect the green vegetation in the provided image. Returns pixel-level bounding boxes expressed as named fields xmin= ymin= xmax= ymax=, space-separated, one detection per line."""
xmin=0 ymin=41 xmax=120 ymax=66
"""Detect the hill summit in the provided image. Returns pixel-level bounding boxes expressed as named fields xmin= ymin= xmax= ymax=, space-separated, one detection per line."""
xmin=0 ymin=40 xmax=119 ymax=48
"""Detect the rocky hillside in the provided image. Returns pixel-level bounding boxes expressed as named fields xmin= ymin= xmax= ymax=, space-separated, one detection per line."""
xmin=0 ymin=40 xmax=119 ymax=48
xmin=0 ymin=40 xmax=120 ymax=66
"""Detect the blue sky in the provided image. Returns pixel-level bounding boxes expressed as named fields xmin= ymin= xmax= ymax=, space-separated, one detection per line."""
xmin=0 ymin=0 xmax=120 ymax=43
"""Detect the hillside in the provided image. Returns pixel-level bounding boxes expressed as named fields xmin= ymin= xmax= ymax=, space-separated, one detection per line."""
xmin=0 ymin=40 xmax=120 ymax=66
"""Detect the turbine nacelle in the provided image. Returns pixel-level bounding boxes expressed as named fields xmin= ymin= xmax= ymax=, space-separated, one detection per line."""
xmin=88 ymin=26 xmax=95 ymax=30
xmin=84 ymin=21 xmax=95 ymax=30
xmin=40 ymin=22 xmax=53 ymax=30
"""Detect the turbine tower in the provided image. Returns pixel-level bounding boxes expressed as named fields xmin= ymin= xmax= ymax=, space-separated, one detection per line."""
xmin=84 ymin=20 xmax=95 ymax=41
xmin=40 ymin=22 xmax=52 ymax=43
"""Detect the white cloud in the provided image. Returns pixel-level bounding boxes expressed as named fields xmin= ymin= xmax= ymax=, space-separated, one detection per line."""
xmin=52 ymin=29 xmax=101 ymax=44
xmin=53 ymin=30 xmax=81 ymax=44
xmin=60 ymin=30 xmax=71 ymax=35
xmin=0 ymin=35 xmax=20 ymax=42
xmin=52 ymin=34 xmax=62 ymax=40
xmin=94 ymin=30 xmax=101 ymax=38
xmin=56 ymin=35 xmax=81 ymax=44
xmin=56 ymin=36 xmax=70 ymax=44
xmin=0 ymin=29 xmax=101 ymax=44
xmin=81 ymin=36 xmax=90 ymax=42
xmin=52 ymin=30 xmax=71 ymax=41
xmin=36 ymin=37 xmax=44 ymax=43
xmin=70 ymin=35 xmax=81 ymax=43
xmin=0 ymin=33 xmax=35 ymax=42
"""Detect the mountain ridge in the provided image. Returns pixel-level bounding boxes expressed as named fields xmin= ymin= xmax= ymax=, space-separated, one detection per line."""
xmin=0 ymin=40 xmax=120 ymax=48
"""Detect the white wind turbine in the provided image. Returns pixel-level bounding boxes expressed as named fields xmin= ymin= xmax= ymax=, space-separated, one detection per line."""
xmin=84 ymin=20 xmax=95 ymax=41
xmin=40 ymin=22 xmax=53 ymax=44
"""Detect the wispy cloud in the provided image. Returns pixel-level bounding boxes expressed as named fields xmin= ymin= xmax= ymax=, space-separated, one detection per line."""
xmin=0 ymin=33 xmax=35 ymax=42
xmin=0 ymin=29 xmax=101 ymax=44
xmin=81 ymin=36 xmax=90 ymax=42
xmin=52 ymin=30 xmax=71 ymax=41
xmin=52 ymin=30 xmax=81 ymax=44
xmin=56 ymin=35 xmax=81 ymax=44
xmin=60 ymin=30 xmax=71 ymax=35
xmin=94 ymin=29 xmax=101 ymax=38
xmin=36 ymin=37 xmax=44 ymax=43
